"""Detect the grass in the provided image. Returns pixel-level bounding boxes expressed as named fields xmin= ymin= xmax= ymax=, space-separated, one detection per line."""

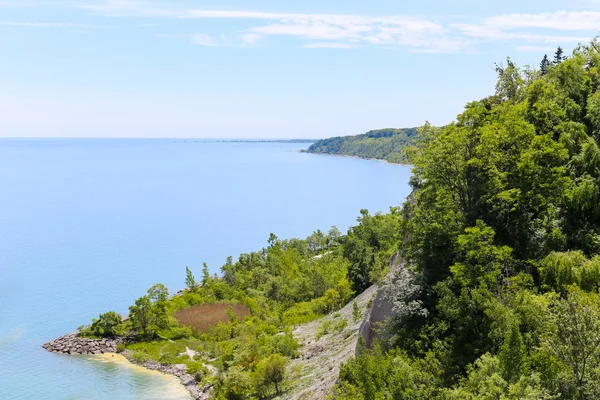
xmin=126 ymin=338 xmax=204 ymax=369
xmin=174 ymin=303 xmax=250 ymax=333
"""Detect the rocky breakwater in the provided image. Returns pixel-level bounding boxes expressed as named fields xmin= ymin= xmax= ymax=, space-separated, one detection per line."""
xmin=42 ymin=333 xmax=123 ymax=355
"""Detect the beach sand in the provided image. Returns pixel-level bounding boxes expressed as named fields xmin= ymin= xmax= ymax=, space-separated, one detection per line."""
xmin=87 ymin=354 xmax=191 ymax=400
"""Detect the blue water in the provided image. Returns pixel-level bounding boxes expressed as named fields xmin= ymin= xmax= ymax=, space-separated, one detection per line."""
xmin=0 ymin=139 xmax=412 ymax=399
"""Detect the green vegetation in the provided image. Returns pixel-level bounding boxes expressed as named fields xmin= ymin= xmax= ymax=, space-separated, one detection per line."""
xmin=305 ymin=127 xmax=423 ymax=164
xmin=76 ymin=41 xmax=600 ymax=400
xmin=79 ymin=212 xmax=400 ymax=399
xmin=334 ymin=42 xmax=600 ymax=400
xmin=78 ymin=311 xmax=124 ymax=338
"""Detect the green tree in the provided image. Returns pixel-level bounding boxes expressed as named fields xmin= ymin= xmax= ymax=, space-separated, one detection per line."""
xmin=185 ymin=266 xmax=198 ymax=292
xmin=554 ymin=46 xmax=565 ymax=65
xmin=540 ymin=54 xmax=551 ymax=75
xmin=129 ymin=284 xmax=170 ymax=336
xmin=498 ymin=321 xmax=528 ymax=383
xmin=545 ymin=289 xmax=600 ymax=397
xmin=253 ymin=354 xmax=288 ymax=396
xmin=202 ymin=262 xmax=210 ymax=285
xmin=129 ymin=295 xmax=152 ymax=336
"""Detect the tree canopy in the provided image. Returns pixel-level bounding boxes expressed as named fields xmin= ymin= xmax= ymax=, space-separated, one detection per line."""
xmin=335 ymin=41 xmax=600 ymax=400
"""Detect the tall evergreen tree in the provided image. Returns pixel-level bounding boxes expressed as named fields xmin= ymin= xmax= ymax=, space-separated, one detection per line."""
xmin=540 ymin=54 xmax=550 ymax=75
xmin=553 ymin=46 xmax=565 ymax=65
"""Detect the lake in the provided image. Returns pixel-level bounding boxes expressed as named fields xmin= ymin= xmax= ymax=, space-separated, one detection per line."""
xmin=0 ymin=139 xmax=412 ymax=399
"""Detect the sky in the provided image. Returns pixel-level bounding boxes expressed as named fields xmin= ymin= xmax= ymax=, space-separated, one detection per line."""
xmin=1 ymin=1 xmax=600 ymax=138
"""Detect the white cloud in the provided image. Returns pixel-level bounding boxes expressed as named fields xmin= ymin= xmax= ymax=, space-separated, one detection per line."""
xmin=302 ymin=43 xmax=355 ymax=49
xmin=35 ymin=2 xmax=600 ymax=53
xmin=454 ymin=23 xmax=589 ymax=44
xmin=486 ymin=11 xmax=600 ymax=31
xmin=516 ymin=45 xmax=557 ymax=53
xmin=191 ymin=33 xmax=219 ymax=47
xmin=241 ymin=33 xmax=261 ymax=45
xmin=0 ymin=21 xmax=73 ymax=27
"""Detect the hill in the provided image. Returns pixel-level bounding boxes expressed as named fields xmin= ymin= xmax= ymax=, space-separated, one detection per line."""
xmin=305 ymin=128 xmax=421 ymax=164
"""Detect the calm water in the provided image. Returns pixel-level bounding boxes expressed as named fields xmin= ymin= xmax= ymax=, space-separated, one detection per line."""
xmin=0 ymin=139 xmax=412 ymax=399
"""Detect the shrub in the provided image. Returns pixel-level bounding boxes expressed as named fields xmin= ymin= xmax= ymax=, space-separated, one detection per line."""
xmin=130 ymin=351 xmax=150 ymax=363
xmin=333 ymin=318 xmax=348 ymax=333
xmin=253 ymin=354 xmax=288 ymax=396
xmin=159 ymin=352 xmax=175 ymax=364
xmin=79 ymin=311 xmax=123 ymax=338
xmin=352 ymin=301 xmax=361 ymax=322
xmin=316 ymin=320 xmax=332 ymax=340
xmin=187 ymin=362 xmax=209 ymax=382
xmin=162 ymin=326 xmax=193 ymax=340
xmin=222 ymin=366 xmax=253 ymax=399
xmin=282 ymin=301 xmax=318 ymax=325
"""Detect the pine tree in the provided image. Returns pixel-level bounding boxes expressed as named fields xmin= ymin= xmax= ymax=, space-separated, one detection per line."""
xmin=540 ymin=54 xmax=550 ymax=75
xmin=185 ymin=266 xmax=198 ymax=291
xmin=202 ymin=262 xmax=211 ymax=285
xmin=553 ymin=46 xmax=565 ymax=65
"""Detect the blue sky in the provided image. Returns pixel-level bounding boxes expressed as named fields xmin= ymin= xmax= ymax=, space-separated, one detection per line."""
xmin=2 ymin=0 xmax=600 ymax=138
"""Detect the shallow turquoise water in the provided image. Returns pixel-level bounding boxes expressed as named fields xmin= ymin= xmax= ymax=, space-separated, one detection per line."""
xmin=0 ymin=139 xmax=411 ymax=399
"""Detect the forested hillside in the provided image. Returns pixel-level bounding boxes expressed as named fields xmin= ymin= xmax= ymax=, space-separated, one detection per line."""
xmin=334 ymin=43 xmax=600 ymax=399
xmin=305 ymin=128 xmax=421 ymax=164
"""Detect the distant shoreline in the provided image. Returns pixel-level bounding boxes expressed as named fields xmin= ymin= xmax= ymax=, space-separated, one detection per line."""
xmin=299 ymin=149 xmax=413 ymax=167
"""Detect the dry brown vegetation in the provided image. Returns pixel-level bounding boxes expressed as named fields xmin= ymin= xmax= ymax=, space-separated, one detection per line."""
xmin=174 ymin=303 xmax=250 ymax=333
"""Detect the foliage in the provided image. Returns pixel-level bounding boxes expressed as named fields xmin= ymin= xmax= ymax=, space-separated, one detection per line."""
xmin=78 ymin=311 xmax=123 ymax=338
xmin=352 ymin=301 xmax=361 ymax=323
xmin=334 ymin=42 xmax=600 ymax=400
xmin=305 ymin=127 xmax=423 ymax=164
xmin=253 ymin=354 xmax=288 ymax=396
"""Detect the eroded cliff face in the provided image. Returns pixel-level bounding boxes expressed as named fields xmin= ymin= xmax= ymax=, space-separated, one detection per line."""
xmin=277 ymin=253 xmax=405 ymax=400
xmin=280 ymin=283 xmax=379 ymax=400
xmin=358 ymin=253 xmax=404 ymax=349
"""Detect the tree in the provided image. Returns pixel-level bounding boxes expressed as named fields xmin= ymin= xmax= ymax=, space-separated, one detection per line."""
xmin=202 ymin=262 xmax=210 ymax=285
xmin=129 ymin=295 xmax=152 ymax=335
xmin=343 ymin=209 xmax=401 ymax=292
xmin=554 ymin=47 xmax=565 ymax=65
xmin=546 ymin=290 xmax=600 ymax=397
xmin=253 ymin=354 xmax=288 ymax=396
xmin=185 ymin=266 xmax=198 ymax=291
xmin=540 ymin=54 xmax=551 ymax=75
xmin=86 ymin=311 xmax=123 ymax=337
xmin=129 ymin=284 xmax=170 ymax=336
xmin=498 ymin=321 xmax=528 ymax=383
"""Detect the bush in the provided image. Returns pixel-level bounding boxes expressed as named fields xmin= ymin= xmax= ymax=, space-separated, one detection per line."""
xmin=333 ymin=318 xmax=348 ymax=333
xmin=159 ymin=352 xmax=175 ymax=364
xmin=316 ymin=320 xmax=332 ymax=340
xmin=79 ymin=311 xmax=123 ymax=338
xmin=253 ymin=354 xmax=288 ymax=396
xmin=130 ymin=350 xmax=150 ymax=363
xmin=187 ymin=362 xmax=209 ymax=382
xmin=162 ymin=326 xmax=193 ymax=340
xmin=282 ymin=301 xmax=318 ymax=325
xmin=352 ymin=301 xmax=361 ymax=322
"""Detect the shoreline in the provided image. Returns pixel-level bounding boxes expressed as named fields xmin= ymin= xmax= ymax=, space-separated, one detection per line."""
xmin=298 ymin=150 xmax=413 ymax=167
xmin=90 ymin=353 xmax=192 ymax=399
xmin=43 ymin=333 xmax=211 ymax=400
